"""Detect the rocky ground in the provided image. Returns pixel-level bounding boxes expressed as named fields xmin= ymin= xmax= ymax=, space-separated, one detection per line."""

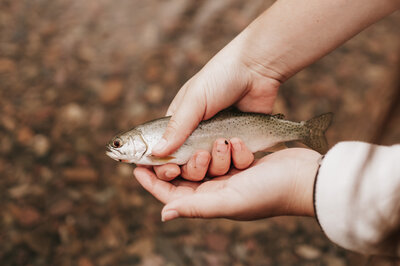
xmin=0 ymin=0 xmax=399 ymax=265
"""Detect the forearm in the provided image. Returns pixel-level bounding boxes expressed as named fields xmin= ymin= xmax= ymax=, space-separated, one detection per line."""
xmin=236 ymin=0 xmax=400 ymax=81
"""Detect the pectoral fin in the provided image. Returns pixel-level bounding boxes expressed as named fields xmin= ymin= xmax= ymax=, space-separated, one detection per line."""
xmin=264 ymin=142 xmax=288 ymax=152
xmin=149 ymin=155 xmax=176 ymax=164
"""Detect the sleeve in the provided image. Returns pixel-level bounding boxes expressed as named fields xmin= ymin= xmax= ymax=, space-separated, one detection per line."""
xmin=314 ymin=141 xmax=400 ymax=256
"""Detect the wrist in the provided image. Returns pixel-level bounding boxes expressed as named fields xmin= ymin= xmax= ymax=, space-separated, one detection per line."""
xmin=286 ymin=149 xmax=321 ymax=217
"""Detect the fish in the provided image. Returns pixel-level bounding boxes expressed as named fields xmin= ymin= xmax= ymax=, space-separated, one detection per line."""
xmin=106 ymin=109 xmax=333 ymax=165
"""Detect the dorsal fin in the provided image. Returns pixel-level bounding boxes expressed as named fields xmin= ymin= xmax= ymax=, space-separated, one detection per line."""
xmin=272 ymin=113 xmax=285 ymax=119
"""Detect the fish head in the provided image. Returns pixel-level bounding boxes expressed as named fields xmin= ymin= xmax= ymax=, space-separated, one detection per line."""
xmin=106 ymin=129 xmax=147 ymax=163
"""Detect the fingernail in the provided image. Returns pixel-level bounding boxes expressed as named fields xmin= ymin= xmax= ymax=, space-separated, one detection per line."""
xmin=196 ymin=154 xmax=209 ymax=167
xmin=153 ymin=138 xmax=167 ymax=153
xmin=217 ymin=140 xmax=228 ymax=153
xmin=232 ymin=139 xmax=242 ymax=152
xmin=162 ymin=210 xmax=179 ymax=222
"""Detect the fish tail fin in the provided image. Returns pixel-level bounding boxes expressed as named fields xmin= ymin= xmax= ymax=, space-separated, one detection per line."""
xmin=300 ymin=112 xmax=333 ymax=154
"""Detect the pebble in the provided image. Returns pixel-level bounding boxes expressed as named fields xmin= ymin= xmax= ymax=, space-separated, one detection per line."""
xmin=8 ymin=204 xmax=41 ymax=227
xmin=324 ymin=255 xmax=346 ymax=266
xmin=63 ymin=167 xmax=98 ymax=183
xmin=100 ymin=79 xmax=123 ymax=104
xmin=144 ymin=85 xmax=164 ymax=104
xmin=17 ymin=126 xmax=34 ymax=145
xmin=31 ymin=134 xmax=50 ymax=157
xmin=205 ymin=233 xmax=229 ymax=252
xmin=59 ymin=103 xmax=87 ymax=127
xmin=294 ymin=244 xmax=322 ymax=260
xmin=0 ymin=58 xmax=16 ymax=73
xmin=78 ymin=257 xmax=94 ymax=266
xmin=49 ymin=199 xmax=73 ymax=216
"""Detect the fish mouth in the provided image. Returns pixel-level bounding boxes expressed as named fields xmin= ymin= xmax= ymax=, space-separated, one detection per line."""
xmin=105 ymin=147 xmax=121 ymax=162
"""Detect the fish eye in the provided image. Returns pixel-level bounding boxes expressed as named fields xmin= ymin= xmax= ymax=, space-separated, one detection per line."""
xmin=112 ymin=139 xmax=122 ymax=148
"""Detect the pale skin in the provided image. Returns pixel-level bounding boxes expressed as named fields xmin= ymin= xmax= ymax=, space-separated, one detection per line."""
xmin=135 ymin=0 xmax=400 ymax=221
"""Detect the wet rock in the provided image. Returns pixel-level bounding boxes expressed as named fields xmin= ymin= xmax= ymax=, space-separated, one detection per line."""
xmin=294 ymin=244 xmax=321 ymax=260
xmin=31 ymin=134 xmax=50 ymax=157
xmin=100 ymin=79 xmax=124 ymax=104
xmin=63 ymin=167 xmax=98 ymax=183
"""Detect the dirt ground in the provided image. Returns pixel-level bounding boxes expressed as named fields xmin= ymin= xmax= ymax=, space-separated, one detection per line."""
xmin=0 ymin=0 xmax=399 ymax=265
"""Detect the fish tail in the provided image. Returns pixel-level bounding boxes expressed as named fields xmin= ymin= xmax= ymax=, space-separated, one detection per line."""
xmin=300 ymin=112 xmax=333 ymax=154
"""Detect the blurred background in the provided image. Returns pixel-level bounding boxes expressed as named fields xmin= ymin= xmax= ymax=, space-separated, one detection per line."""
xmin=0 ymin=0 xmax=399 ymax=265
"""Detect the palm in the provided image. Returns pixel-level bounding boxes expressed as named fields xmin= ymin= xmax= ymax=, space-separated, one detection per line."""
xmin=134 ymin=148 xmax=320 ymax=221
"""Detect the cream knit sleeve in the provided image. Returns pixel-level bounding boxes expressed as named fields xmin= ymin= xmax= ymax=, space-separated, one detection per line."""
xmin=314 ymin=141 xmax=400 ymax=256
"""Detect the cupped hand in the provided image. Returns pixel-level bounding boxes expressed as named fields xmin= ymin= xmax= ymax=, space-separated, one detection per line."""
xmin=134 ymin=148 xmax=321 ymax=222
xmin=151 ymin=32 xmax=282 ymax=158
xmin=153 ymin=137 xmax=254 ymax=182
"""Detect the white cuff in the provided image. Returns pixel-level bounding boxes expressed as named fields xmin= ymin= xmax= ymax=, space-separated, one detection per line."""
xmin=315 ymin=141 xmax=400 ymax=256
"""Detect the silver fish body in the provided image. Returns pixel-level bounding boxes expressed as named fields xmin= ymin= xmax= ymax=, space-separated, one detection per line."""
xmin=106 ymin=110 xmax=333 ymax=165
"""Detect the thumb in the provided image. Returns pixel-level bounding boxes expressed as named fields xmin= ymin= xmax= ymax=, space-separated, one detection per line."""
xmin=161 ymin=193 xmax=232 ymax=222
xmin=151 ymin=88 xmax=206 ymax=157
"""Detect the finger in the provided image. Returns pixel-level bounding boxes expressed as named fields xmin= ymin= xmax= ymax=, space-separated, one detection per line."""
xmin=133 ymin=167 xmax=177 ymax=204
xmin=161 ymin=191 xmax=232 ymax=221
xmin=151 ymin=88 xmax=205 ymax=157
xmin=208 ymin=138 xmax=231 ymax=176
xmin=166 ymin=81 xmax=190 ymax=116
xmin=231 ymin=138 xmax=254 ymax=169
xmin=153 ymin=164 xmax=181 ymax=181
xmin=181 ymin=150 xmax=211 ymax=181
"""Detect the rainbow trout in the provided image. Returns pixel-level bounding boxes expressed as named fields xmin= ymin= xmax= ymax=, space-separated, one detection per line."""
xmin=106 ymin=110 xmax=333 ymax=165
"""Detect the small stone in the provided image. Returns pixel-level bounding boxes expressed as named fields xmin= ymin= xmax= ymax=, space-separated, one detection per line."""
xmin=8 ymin=204 xmax=41 ymax=227
xmin=126 ymin=238 xmax=154 ymax=256
xmin=206 ymin=233 xmax=229 ymax=252
xmin=117 ymin=164 xmax=132 ymax=177
xmin=1 ymin=115 xmax=16 ymax=131
xmin=63 ymin=167 xmax=98 ymax=183
xmin=0 ymin=58 xmax=16 ymax=73
xmin=78 ymin=257 xmax=94 ymax=266
xmin=100 ymin=79 xmax=123 ymax=104
xmin=324 ymin=255 xmax=346 ymax=266
xmin=17 ymin=126 xmax=34 ymax=145
xmin=139 ymin=255 xmax=165 ymax=266
xmin=31 ymin=134 xmax=50 ymax=157
xmin=144 ymin=85 xmax=164 ymax=104
xmin=294 ymin=244 xmax=321 ymax=260
xmin=49 ymin=199 xmax=73 ymax=216
xmin=8 ymin=184 xmax=30 ymax=198
xmin=59 ymin=103 xmax=86 ymax=126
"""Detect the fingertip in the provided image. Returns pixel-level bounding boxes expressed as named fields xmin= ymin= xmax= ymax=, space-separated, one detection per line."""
xmin=231 ymin=138 xmax=254 ymax=169
xmin=181 ymin=150 xmax=211 ymax=181
xmin=208 ymin=138 xmax=231 ymax=176
xmin=154 ymin=164 xmax=181 ymax=181
xmin=161 ymin=209 xmax=179 ymax=222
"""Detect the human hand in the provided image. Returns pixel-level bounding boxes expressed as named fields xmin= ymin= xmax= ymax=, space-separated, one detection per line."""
xmin=151 ymin=32 xmax=282 ymax=158
xmin=152 ymin=137 xmax=254 ymax=181
xmin=134 ymin=148 xmax=321 ymax=222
